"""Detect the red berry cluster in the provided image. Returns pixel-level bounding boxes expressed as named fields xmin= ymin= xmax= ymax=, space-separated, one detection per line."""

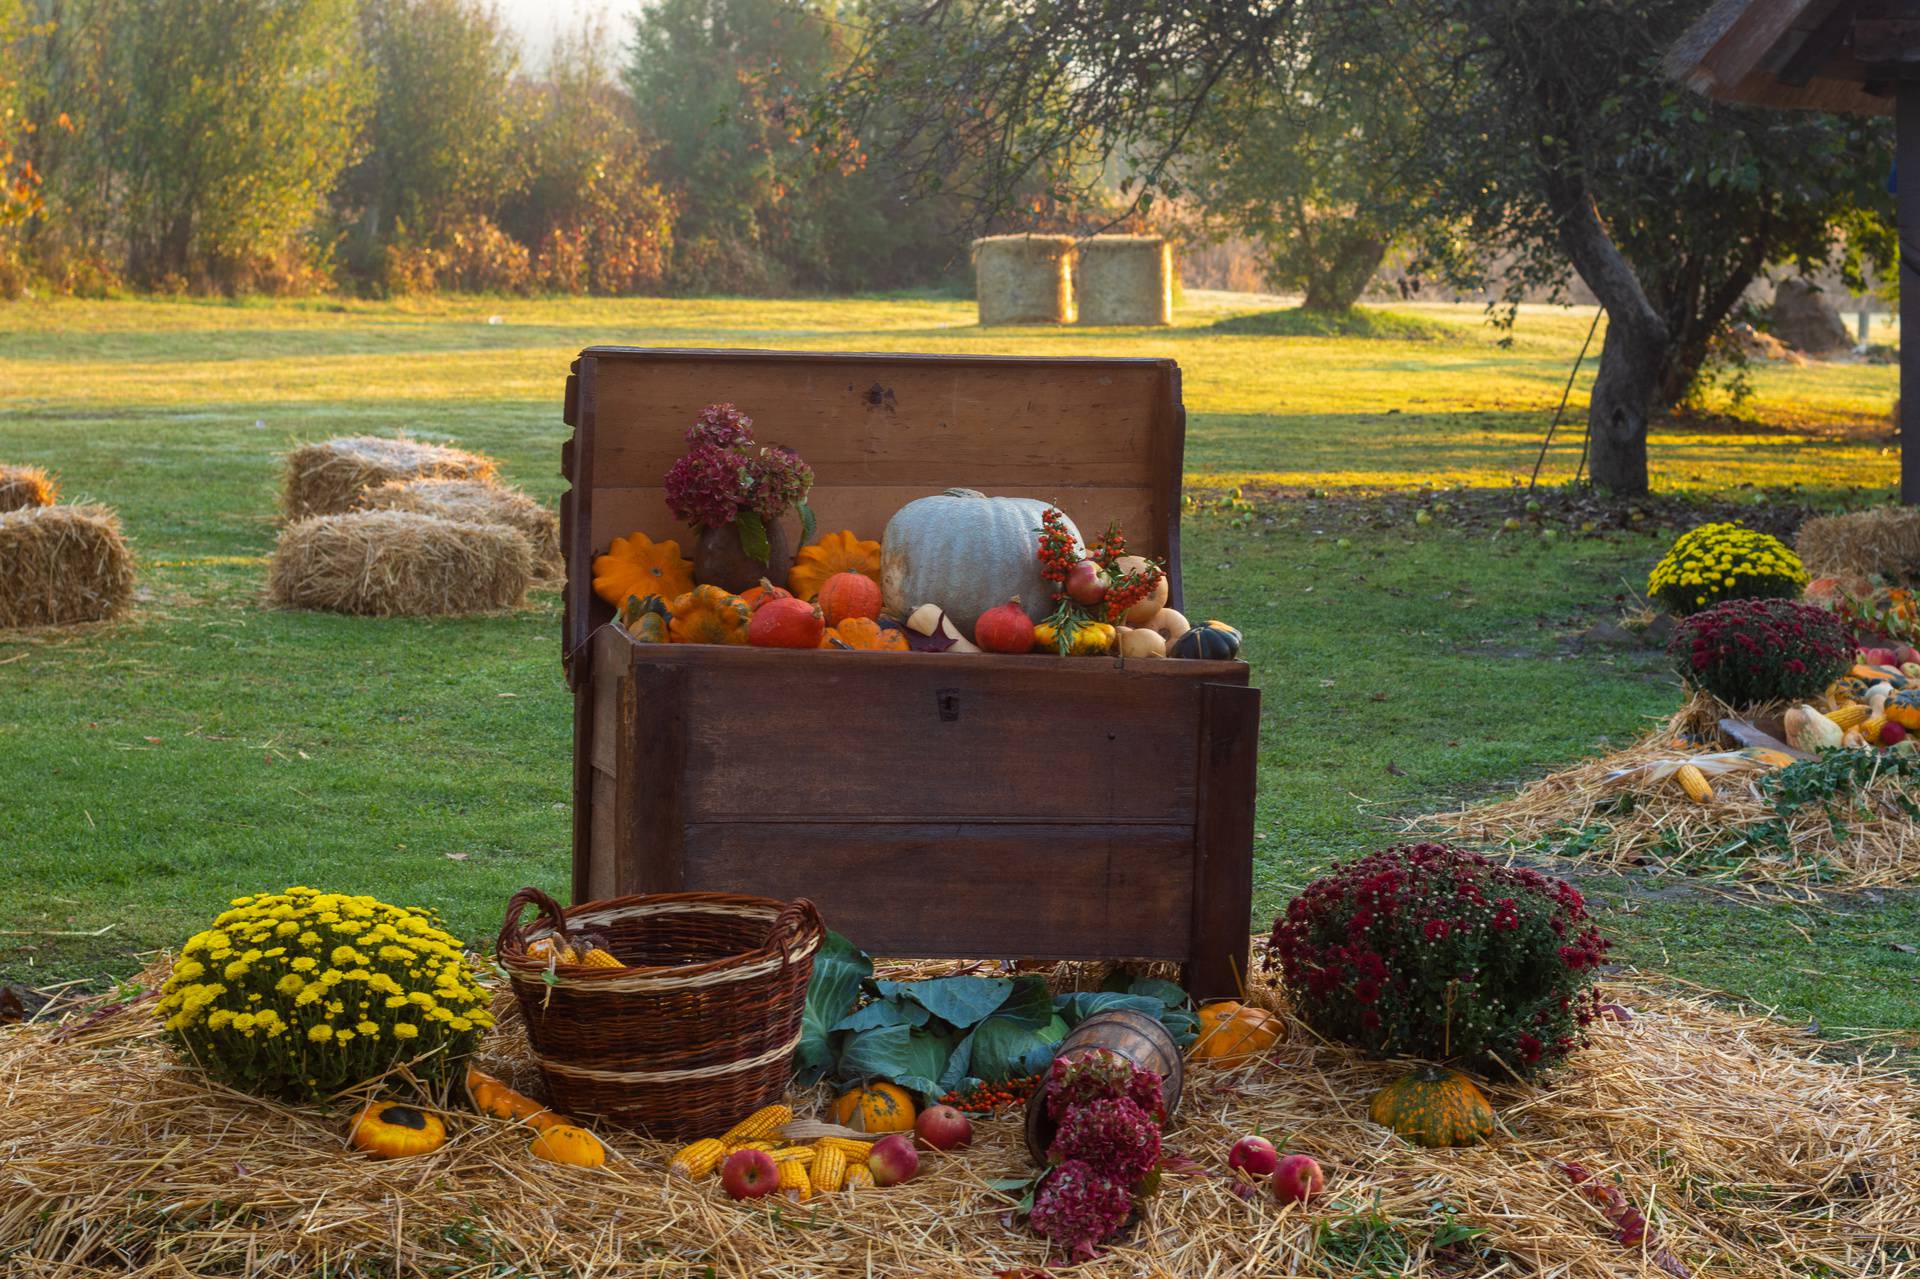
xmin=1088 ymin=521 xmax=1128 ymax=565
xmin=1036 ymin=507 xmax=1080 ymax=602
xmin=1102 ymin=561 xmax=1164 ymax=624
xmin=938 ymin=1072 xmax=1042 ymax=1115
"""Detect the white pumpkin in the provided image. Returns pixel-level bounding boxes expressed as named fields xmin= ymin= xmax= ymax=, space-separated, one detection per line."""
xmin=881 ymin=489 xmax=1079 ymax=636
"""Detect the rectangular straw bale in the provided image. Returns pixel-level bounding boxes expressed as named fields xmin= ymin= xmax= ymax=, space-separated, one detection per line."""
xmin=283 ymin=435 xmax=497 ymax=519
xmin=1073 ymin=235 xmax=1174 ymax=326
xmin=0 ymin=503 xmax=135 ymax=628
xmin=971 ymin=234 xmax=1076 ymax=324
xmin=1796 ymin=507 xmax=1920 ymax=582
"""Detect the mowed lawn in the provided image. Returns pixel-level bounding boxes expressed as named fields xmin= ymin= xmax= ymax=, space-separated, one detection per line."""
xmin=2 ymin=292 xmax=1915 ymax=1042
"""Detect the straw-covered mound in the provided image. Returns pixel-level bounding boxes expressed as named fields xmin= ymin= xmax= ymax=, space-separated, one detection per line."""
xmin=3 ymin=957 xmax=1914 ymax=1279
xmin=267 ymin=510 xmax=531 ymax=617
xmin=1797 ymin=506 xmax=1920 ymax=582
xmin=1075 ymin=234 xmax=1174 ymax=326
xmin=973 ymin=233 xmax=1077 ymax=324
xmin=0 ymin=463 xmax=56 ymax=512
xmin=358 ymin=477 xmax=561 ymax=579
xmin=283 ymin=435 xmax=497 ymax=520
xmin=0 ymin=503 xmax=135 ymax=628
xmin=1426 ymin=698 xmax=1920 ymax=891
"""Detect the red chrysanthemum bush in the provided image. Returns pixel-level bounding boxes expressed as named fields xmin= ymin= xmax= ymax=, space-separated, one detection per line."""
xmin=1267 ymin=843 xmax=1610 ymax=1076
xmin=1668 ymin=597 xmax=1854 ymax=708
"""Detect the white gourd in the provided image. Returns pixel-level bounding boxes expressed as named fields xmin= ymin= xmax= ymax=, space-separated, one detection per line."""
xmin=880 ymin=489 xmax=1078 ymax=636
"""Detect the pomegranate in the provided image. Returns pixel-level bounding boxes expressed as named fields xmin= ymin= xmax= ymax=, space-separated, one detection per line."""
xmin=974 ymin=597 xmax=1037 ymax=654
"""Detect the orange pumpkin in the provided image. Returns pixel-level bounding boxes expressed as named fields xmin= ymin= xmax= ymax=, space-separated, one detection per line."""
xmin=748 ymin=596 xmax=826 ymax=648
xmin=821 ymin=616 xmax=910 ymax=651
xmin=818 ymin=571 xmax=884 ymax=627
xmin=593 ymin=533 xmax=693 ymax=608
xmin=1189 ymin=1001 xmax=1285 ymax=1067
xmin=829 ymin=1082 xmax=916 ymax=1133
xmin=739 ymin=578 xmax=794 ymax=613
xmin=789 ymin=530 xmax=881 ymax=601
xmin=667 ymin=585 xmax=752 ymax=645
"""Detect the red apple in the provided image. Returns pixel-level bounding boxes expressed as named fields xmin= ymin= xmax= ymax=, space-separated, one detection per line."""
xmin=719 ymin=1148 xmax=780 ymax=1200
xmin=1895 ymin=645 xmax=1920 ymax=666
xmin=867 ymin=1132 xmax=920 ymax=1186
xmin=915 ymin=1103 xmax=973 ymax=1151
xmin=1862 ymin=647 xmax=1898 ymax=667
xmin=1881 ymin=721 xmax=1908 ymax=746
xmin=1066 ymin=560 xmax=1110 ymax=605
xmin=1272 ymin=1154 xmax=1325 ymax=1206
xmin=1227 ymin=1135 xmax=1279 ymax=1178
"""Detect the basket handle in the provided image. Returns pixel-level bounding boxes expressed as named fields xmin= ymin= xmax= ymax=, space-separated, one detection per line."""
xmin=497 ymin=886 xmax=569 ymax=958
xmin=763 ymin=898 xmax=823 ymax=968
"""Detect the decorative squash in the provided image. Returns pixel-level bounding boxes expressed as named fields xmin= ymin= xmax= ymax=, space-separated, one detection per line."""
xmin=1367 ymin=1066 xmax=1496 ymax=1148
xmin=593 ymin=533 xmax=693 ymax=608
xmin=349 ymin=1101 xmax=447 ymax=1158
xmin=790 ymin=530 xmax=882 ymax=601
xmin=822 ymin=616 xmax=910 ymax=651
xmin=620 ymin=593 xmax=671 ymax=644
xmin=904 ymin=604 xmax=981 ymax=653
xmin=1032 ymin=618 xmax=1116 ymax=656
xmin=974 ymin=597 xmax=1037 ymax=654
xmin=1886 ymin=689 xmax=1920 ymax=730
xmin=1169 ymin=620 xmax=1243 ymax=661
xmin=880 ymin=489 xmax=1080 ymax=637
xmin=466 ymin=1067 xmax=560 ymax=1128
xmin=1112 ymin=554 xmax=1170 ymax=624
xmin=748 ymin=596 xmax=826 ymax=648
xmin=528 ymin=1122 xmax=607 ymax=1168
xmin=1117 ymin=626 xmax=1166 ymax=659
xmin=1189 ymin=1001 xmax=1285 ymax=1067
xmin=1144 ymin=607 xmax=1190 ymax=646
xmin=667 ymin=585 xmax=752 ymax=645
xmin=818 ymin=571 xmax=884 ymax=627
xmin=829 ymin=1082 xmax=916 ymax=1134
xmin=738 ymin=578 xmax=794 ymax=613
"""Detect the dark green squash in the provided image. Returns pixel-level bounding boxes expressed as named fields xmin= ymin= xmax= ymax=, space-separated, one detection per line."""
xmin=1367 ymin=1066 xmax=1495 ymax=1148
xmin=1169 ymin=620 xmax=1243 ymax=661
xmin=621 ymin=593 xmax=671 ymax=643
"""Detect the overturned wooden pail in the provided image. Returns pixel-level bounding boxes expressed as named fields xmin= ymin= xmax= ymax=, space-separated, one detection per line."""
xmin=1024 ymin=1007 xmax=1184 ymax=1164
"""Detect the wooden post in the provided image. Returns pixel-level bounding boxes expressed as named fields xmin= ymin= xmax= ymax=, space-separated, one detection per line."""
xmin=1186 ymin=683 xmax=1260 ymax=1000
xmin=1901 ymin=78 xmax=1920 ymax=503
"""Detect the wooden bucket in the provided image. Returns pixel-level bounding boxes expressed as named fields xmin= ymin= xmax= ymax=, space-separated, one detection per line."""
xmin=1024 ymin=1008 xmax=1184 ymax=1164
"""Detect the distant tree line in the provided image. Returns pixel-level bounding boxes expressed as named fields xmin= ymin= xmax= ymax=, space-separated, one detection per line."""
xmin=0 ymin=0 xmax=1099 ymax=298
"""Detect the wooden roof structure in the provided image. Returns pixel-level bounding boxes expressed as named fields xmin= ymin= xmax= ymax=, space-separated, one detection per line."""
xmin=1665 ymin=0 xmax=1904 ymax=116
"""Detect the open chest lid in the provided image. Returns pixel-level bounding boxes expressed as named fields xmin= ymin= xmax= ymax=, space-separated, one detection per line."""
xmin=559 ymin=346 xmax=1187 ymax=679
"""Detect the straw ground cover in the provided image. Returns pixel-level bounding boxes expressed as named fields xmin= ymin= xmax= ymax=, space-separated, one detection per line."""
xmin=1 ymin=292 xmax=1915 ymax=1050
xmin=3 ymin=957 xmax=1914 ymax=1278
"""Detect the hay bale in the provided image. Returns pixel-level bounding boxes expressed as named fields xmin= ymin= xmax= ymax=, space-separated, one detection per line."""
xmin=268 ymin=510 xmax=531 ymax=618
xmin=972 ymin=234 xmax=1076 ymax=324
xmin=0 ymin=504 xmax=135 ymax=628
xmin=1073 ymin=234 xmax=1174 ymax=326
xmin=358 ymin=478 xmax=561 ymax=580
xmin=282 ymin=436 xmax=497 ymax=520
xmin=1796 ymin=507 xmax=1920 ymax=583
xmin=0 ymin=464 xmax=57 ymax=512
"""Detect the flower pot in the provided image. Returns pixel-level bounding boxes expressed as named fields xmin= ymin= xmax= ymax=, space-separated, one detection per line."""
xmin=693 ymin=519 xmax=792 ymax=594
xmin=1024 ymin=1007 xmax=1184 ymax=1165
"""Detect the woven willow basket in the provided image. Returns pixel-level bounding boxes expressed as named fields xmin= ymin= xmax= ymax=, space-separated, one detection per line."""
xmin=496 ymin=887 xmax=823 ymax=1141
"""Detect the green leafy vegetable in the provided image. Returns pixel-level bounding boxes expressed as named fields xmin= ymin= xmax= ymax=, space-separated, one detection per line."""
xmin=795 ymin=930 xmax=871 ymax=1082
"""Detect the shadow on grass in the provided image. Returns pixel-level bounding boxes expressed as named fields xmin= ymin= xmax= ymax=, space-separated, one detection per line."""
xmin=1207 ymin=305 xmax=1463 ymax=341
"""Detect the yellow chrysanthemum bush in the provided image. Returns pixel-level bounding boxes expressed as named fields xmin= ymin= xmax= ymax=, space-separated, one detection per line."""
xmin=155 ymin=887 xmax=494 ymax=1101
xmin=1647 ymin=522 xmax=1808 ymax=616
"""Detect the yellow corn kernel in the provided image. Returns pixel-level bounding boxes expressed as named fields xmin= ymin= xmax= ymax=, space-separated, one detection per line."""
xmin=764 ymin=1145 xmax=815 ymax=1166
xmin=572 ymin=947 xmax=624 ymax=969
xmin=813 ymin=1136 xmax=874 ymax=1160
xmin=725 ymin=1139 xmax=774 ymax=1154
xmin=667 ymin=1138 xmax=727 ymax=1180
xmin=1828 ymin=703 xmax=1871 ymax=730
xmin=842 ymin=1164 xmax=874 ymax=1191
xmin=777 ymin=1158 xmax=812 ymax=1202
xmin=525 ymin=936 xmax=576 ymax=964
xmin=720 ymin=1104 xmax=793 ymax=1144
xmin=1865 ymin=714 xmax=1890 ymax=745
xmin=1674 ymin=763 xmax=1712 ymax=804
xmin=809 ymin=1143 xmax=846 ymax=1193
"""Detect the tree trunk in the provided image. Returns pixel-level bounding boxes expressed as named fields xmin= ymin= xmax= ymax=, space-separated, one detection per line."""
xmin=1547 ymin=177 xmax=1668 ymax=496
xmin=1300 ymin=232 xmax=1388 ymax=312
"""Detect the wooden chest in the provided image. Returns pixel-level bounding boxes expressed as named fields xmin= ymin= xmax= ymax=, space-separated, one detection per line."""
xmin=559 ymin=348 xmax=1260 ymax=997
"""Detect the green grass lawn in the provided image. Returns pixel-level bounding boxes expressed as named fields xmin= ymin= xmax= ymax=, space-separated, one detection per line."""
xmin=2 ymin=292 xmax=1915 ymax=1044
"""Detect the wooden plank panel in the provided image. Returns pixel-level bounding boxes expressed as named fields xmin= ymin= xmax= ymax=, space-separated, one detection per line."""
xmin=680 ymin=822 xmax=1195 ymax=959
xmin=587 ymin=769 xmax=618 ymax=902
xmin=587 ymin=484 xmax=1166 ymax=565
xmin=586 ymin=355 xmax=1169 ymax=490
xmin=590 ymin=626 xmax=623 ymax=772
xmin=1186 ymin=683 xmax=1262 ymax=999
xmin=670 ymin=654 xmax=1204 ymax=822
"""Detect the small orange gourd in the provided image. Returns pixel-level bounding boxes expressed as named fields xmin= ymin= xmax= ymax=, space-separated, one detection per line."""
xmin=738 ymin=577 xmax=794 ymax=613
xmin=748 ymin=596 xmax=826 ymax=648
xmin=593 ymin=533 xmax=693 ymax=608
xmin=667 ymin=585 xmax=752 ymax=645
xmin=466 ymin=1067 xmax=561 ymax=1128
xmin=528 ymin=1123 xmax=607 ymax=1167
xmin=821 ymin=616 xmax=910 ymax=651
xmin=1189 ymin=1001 xmax=1285 ymax=1067
xmin=829 ymin=1082 xmax=916 ymax=1133
xmin=349 ymin=1101 xmax=447 ymax=1158
xmin=1368 ymin=1066 xmax=1496 ymax=1148
xmin=817 ymin=571 xmax=883 ymax=627
xmin=789 ymin=530 xmax=881 ymax=601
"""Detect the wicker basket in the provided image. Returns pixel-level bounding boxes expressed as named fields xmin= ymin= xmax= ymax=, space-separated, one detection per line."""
xmin=496 ymin=886 xmax=823 ymax=1140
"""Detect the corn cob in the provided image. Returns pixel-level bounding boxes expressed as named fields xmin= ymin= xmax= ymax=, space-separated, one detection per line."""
xmin=525 ymin=936 xmax=576 ymax=964
xmin=842 ymin=1164 xmax=875 ymax=1192
xmin=1828 ymin=703 xmax=1871 ymax=730
xmin=572 ymin=947 xmax=624 ymax=969
xmin=1674 ymin=763 xmax=1712 ymax=804
xmin=720 ymin=1104 xmax=793 ymax=1144
xmin=809 ymin=1143 xmax=847 ymax=1193
xmin=777 ymin=1159 xmax=812 ymax=1202
xmin=1866 ymin=714 xmax=1890 ymax=745
xmin=724 ymin=1139 xmax=774 ymax=1154
xmin=668 ymin=1138 xmax=727 ymax=1180
xmin=813 ymin=1136 xmax=874 ymax=1160
xmin=764 ymin=1145 xmax=815 ymax=1166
